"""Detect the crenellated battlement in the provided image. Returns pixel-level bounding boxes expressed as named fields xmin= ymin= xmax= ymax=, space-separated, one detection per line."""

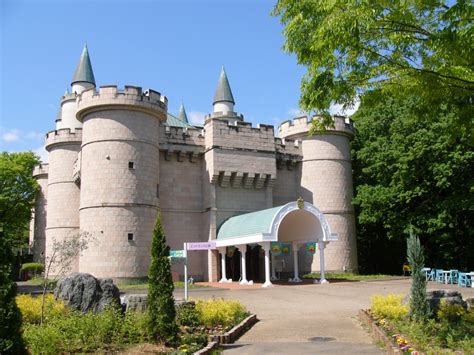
xmin=205 ymin=118 xmax=275 ymax=152
xmin=204 ymin=111 xmax=244 ymax=122
xmin=33 ymin=163 xmax=49 ymax=177
xmin=60 ymin=92 xmax=77 ymax=104
xmin=45 ymin=128 xmax=82 ymax=151
xmin=76 ymin=85 xmax=168 ymax=122
xmin=278 ymin=115 xmax=354 ymax=139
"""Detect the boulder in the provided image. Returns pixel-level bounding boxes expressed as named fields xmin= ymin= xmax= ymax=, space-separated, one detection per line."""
xmin=54 ymin=272 xmax=120 ymax=313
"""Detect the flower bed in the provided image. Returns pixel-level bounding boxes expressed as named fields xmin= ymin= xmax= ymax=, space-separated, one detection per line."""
xmin=360 ymin=294 xmax=474 ymax=354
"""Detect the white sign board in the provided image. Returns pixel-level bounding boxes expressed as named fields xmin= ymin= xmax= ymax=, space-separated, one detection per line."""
xmin=186 ymin=242 xmax=217 ymax=250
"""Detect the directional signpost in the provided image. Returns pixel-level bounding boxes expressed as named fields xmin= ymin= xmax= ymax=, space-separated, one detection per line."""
xmin=181 ymin=242 xmax=217 ymax=301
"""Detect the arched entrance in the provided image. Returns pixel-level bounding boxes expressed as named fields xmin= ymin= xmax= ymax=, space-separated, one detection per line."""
xmin=216 ymin=200 xmax=338 ymax=287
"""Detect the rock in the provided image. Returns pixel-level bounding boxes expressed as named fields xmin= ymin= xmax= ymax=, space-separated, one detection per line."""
xmin=426 ymin=290 xmax=467 ymax=313
xmin=54 ymin=272 xmax=120 ymax=313
xmin=123 ymin=294 xmax=148 ymax=313
xmin=464 ymin=297 xmax=474 ymax=310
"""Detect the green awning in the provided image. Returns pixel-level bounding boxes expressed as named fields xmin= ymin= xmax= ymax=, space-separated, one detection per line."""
xmin=217 ymin=206 xmax=283 ymax=240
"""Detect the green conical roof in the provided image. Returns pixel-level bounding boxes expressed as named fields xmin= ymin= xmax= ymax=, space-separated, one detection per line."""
xmin=213 ymin=66 xmax=235 ymax=105
xmin=71 ymin=44 xmax=96 ymax=85
xmin=178 ymin=104 xmax=189 ymax=123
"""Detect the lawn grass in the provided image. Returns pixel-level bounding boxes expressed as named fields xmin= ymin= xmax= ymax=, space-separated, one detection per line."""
xmin=22 ymin=278 xmax=210 ymax=290
xmin=117 ymin=281 xmax=210 ymax=290
xmin=303 ymin=272 xmax=400 ymax=281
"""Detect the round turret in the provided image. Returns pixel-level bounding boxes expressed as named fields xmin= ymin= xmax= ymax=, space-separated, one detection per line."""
xmin=76 ymin=85 xmax=167 ymax=280
xmin=279 ymin=116 xmax=358 ymax=272
xmin=44 ymin=128 xmax=82 ymax=274
xmin=30 ymin=164 xmax=49 ymax=262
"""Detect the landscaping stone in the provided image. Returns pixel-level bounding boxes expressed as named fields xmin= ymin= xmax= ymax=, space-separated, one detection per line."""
xmin=54 ymin=272 xmax=120 ymax=313
xmin=426 ymin=290 xmax=467 ymax=312
xmin=124 ymin=294 xmax=148 ymax=313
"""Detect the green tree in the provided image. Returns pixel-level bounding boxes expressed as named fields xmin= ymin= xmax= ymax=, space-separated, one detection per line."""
xmin=273 ymin=0 xmax=473 ymax=130
xmin=407 ymin=230 xmax=430 ymax=321
xmin=0 ymin=227 xmax=25 ymax=354
xmin=352 ymin=90 xmax=473 ymax=272
xmin=0 ymin=152 xmax=39 ymax=248
xmin=147 ymin=213 xmax=177 ymax=344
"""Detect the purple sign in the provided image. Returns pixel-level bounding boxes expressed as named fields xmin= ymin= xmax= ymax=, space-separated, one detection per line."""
xmin=186 ymin=242 xmax=217 ymax=250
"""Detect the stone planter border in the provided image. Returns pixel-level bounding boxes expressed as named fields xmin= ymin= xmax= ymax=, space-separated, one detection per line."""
xmin=194 ymin=314 xmax=258 ymax=355
xmin=358 ymin=309 xmax=402 ymax=354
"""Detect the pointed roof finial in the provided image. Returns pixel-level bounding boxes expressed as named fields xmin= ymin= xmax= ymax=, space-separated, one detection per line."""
xmin=178 ymin=103 xmax=189 ymax=123
xmin=213 ymin=66 xmax=235 ymax=105
xmin=71 ymin=44 xmax=96 ymax=85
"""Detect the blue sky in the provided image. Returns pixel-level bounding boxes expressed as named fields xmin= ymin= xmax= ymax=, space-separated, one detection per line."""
xmin=0 ymin=0 xmax=352 ymax=162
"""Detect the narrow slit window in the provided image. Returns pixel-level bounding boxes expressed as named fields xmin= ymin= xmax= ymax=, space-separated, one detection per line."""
xmin=156 ymin=184 xmax=160 ymax=198
xmin=128 ymin=161 xmax=134 ymax=169
xmin=128 ymin=233 xmax=134 ymax=241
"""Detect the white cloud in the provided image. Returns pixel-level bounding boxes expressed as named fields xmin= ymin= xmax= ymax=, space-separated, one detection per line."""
xmin=188 ymin=111 xmax=206 ymax=125
xmin=2 ymin=129 xmax=20 ymax=142
xmin=33 ymin=146 xmax=48 ymax=163
xmin=329 ymin=99 xmax=360 ymax=116
xmin=25 ymin=131 xmax=44 ymax=140
xmin=287 ymin=108 xmax=305 ymax=117
xmin=0 ymin=128 xmax=44 ymax=143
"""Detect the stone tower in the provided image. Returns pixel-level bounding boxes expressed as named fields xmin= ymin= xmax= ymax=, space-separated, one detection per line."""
xmin=44 ymin=45 xmax=94 ymax=273
xmin=30 ymin=164 xmax=48 ymax=261
xmin=278 ymin=116 xmax=358 ymax=272
xmin=76 ymin=86 xmax=167 ymax=280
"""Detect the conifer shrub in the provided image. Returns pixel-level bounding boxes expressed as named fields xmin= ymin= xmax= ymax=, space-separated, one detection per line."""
xmin=407 ymin=230 xmax=430 ymax=321
xmin=147 ymin=213 xmax=178 ymax=344
xmin=0 ymin=232 xmax=25 ymax=354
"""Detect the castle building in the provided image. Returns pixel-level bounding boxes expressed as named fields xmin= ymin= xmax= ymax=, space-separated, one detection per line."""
xmin=30 ymin=46 xmax=358 ymax=285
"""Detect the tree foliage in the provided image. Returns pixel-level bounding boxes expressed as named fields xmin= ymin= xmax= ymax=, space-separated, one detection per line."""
xmin=0 ymin=152 xmax=39 ymax=247
xmin=352 ymin=90 xmax=473 ymax=273
xmin=0 ymin=228 xmax=25 ymax=354
xmin=407 ymin=230 xmax=430 ymax=321
xmin=147 ymin=213 xmax=177 ymax=344
xmin=273 ymin=0 xmax=473 ymax=130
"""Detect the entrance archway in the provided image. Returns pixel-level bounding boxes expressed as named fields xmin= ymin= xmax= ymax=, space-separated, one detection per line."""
xmin=216 ymin=200 xmax=338 ymax=287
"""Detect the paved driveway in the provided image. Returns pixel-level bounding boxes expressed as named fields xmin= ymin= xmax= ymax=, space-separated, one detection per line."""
xmin=175 ymin=279 xmax=473 ymax=354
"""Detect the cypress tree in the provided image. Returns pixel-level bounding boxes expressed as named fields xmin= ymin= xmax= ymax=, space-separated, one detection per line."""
xmin=0 ymin=227 xmax=25 ymax=354
xmin=147 ymin=213 xmax=178 ymax=344
xmin=407 ymin=229 xmax=430 ymax=321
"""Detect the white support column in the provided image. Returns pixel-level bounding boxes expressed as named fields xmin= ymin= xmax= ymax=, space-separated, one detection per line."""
xmin=238 ymin=245 xmax=249 ymax=285
xmin=262 ymin=242 xmax=273 ymax=288
xmin=319 ymin=241 xmax=329 ymax=284
xmin=219 ymin=248 xmax=231 ymax=283
xmin=290 ymin=242 xmax=302 ymax=282
xmin=271 ymin=252 xmax=277 ymax=281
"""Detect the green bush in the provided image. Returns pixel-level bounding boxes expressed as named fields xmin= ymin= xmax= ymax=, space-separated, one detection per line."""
xmin=176 ymin=302 xmax=200 ymax=328
xmin=22 ymin=308 xmax=150 ymax=353
xmin=21 ymin=263 xmax=44 ymax=274
xmin=196 ymin=298 xmax=247 ymax=328
xmin=371 ymin=294 xmax=409 ymax=320
xmin=16 ymin=294 xmax=68 ymax=324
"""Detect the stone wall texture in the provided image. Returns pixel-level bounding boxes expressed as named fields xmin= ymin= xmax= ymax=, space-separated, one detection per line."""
xmin=32 ymin=83 xmax=358 ymax=281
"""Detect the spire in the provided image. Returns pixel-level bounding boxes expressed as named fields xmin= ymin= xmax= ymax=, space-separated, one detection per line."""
xmin=71 ymin=44 xmax=96 ymax=85
xmin=213 ymin=66 xmax=235 ymax=105
xmin=178 ymin=103 xmax=189 ymax=123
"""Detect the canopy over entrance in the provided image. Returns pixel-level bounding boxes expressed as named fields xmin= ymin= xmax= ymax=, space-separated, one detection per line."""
xmin=215 ymin=200 xmax=338 ymax=287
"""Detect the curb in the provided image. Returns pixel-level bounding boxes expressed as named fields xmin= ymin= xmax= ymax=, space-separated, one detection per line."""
xmin=358 ymin=309 xmax=402 ymax=354
xmin=194 ymin=314 xmax=258 ymax=354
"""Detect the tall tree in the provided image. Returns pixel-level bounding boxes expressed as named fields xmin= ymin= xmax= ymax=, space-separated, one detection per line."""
xmin=147 ymin=213 xmax=177 ymax=344
xmin=273 ymin=0 xmax=473 ymax=130
xmin=352 ymin=90 xmax=473 ymax=272
xmin=0 ymin=152 xmax=39 ymax=247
